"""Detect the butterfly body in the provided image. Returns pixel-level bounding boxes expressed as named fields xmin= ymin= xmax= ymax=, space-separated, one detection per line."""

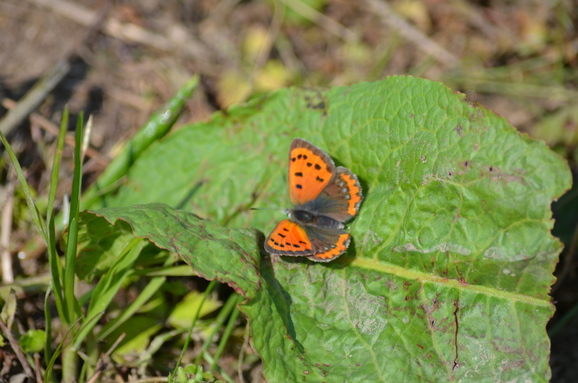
xmin=265 ymin=138 xmax=362 ymax=262
xmin=288 ymin=209 xmax=344 ymax=230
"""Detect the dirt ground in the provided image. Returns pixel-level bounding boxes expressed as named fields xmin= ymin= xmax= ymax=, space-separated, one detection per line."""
xmin=0 ymin=0 xmax=577 ymax=381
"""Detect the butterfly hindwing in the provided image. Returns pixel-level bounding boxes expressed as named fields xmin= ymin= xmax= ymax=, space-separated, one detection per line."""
xmin=265 ymin=219 xmax=314 ymax=256
xmin=303 ymin=225 xmax=350 ymax=262
xmin=288 ymin=139 xmax=336 ymax=206
xmin=301 ymin=167 xmax=363 ymax=223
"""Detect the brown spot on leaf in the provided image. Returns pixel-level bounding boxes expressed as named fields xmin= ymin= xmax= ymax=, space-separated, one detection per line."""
xmin=454 ymin=124 xmax=464 ymax=136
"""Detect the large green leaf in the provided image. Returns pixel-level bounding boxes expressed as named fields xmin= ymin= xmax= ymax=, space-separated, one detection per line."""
xmin=81 ymin=77 xmax=570 ymax=381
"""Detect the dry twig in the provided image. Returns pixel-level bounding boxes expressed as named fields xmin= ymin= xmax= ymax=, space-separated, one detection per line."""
xmin=29 ymin=0 xmax=219 ymax=76
xmin=283 ymin=0 xmax=358 ymax=42
xmin=1 ymin=183 xmax=14 ymax=284
xmin=0 ymin=320 xmax=35 ymax=380
xmin=364 ymin=0 xmax=460 ymax=67
xmin=0 ymin=60 xmax=70 ymax=136
xmin=2 ymin=98 xmax=109 ymax=169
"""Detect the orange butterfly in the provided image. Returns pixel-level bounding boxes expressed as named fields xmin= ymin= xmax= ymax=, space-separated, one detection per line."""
xmin=265 ymin=138 xmax=363 ymax=262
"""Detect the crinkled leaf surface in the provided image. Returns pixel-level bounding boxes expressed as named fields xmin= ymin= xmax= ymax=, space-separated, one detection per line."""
xmin=83 ymin=77 xmax=571 ymax=382
xmin=80 ymin=204 xmax=261 ymax=298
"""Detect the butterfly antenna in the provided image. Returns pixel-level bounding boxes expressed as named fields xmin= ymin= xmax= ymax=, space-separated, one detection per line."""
xmin=250 ymin=207 xmax=285 ymax=211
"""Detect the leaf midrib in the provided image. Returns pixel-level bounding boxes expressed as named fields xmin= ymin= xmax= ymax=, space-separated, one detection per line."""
xmin=348 ymin=258 xmax=552 ymax=307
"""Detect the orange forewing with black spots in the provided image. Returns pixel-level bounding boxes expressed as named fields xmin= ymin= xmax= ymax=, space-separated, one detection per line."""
xmin=288 ymin=139 xmax=335 ymax=206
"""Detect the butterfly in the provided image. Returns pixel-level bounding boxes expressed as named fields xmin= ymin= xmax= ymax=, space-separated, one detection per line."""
xmin=265 ymin=138 xmax=363 ymax=262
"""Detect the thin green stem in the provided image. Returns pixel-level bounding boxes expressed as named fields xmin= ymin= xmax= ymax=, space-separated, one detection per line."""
xmin=176 ymin=280 xmax=218 ymax=368
xmin=193 ymin=292 xmax=239 ymax=367
xmin=0 ymin=133 xmax=47 ymax=241
xmin=211 ymin=294 xmax=242 ymax=371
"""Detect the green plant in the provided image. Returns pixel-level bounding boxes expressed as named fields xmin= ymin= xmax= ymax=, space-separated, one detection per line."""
xmin=79 ymin=77 xmax=570 ymax=381
xmin=1 ymin=76 xmax=570 ymax=382
xmin=0 ymin=77 xmax=213 ymax=382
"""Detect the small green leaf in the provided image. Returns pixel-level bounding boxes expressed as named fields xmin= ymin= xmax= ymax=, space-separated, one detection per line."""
xmin=168 ymin=291 xmax=222 ymax=329
xmin=170 ymin=366 xmax=189 ymax=383
xmin=20 ymin=329 xmax=46 ymax=353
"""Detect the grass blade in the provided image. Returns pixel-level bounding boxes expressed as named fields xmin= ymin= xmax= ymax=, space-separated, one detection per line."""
xmin=0 ymin=133 xmax=47 ymax=242
xmin=80 ymin=75 xmax=200 ymax=210
xmin=193 ymin=292 xmax=238 ymax=367
xmin=96 ymin=273 xmax=166 ymax=341
xmin=211 ymin=294 xmax=242 ymax=372
xmin=46 ymin=108 xmax=69 ymax=322
xmin=74 ymin=237 xmax=145 ymax=349
xmin=63 ymin=113 xmax=84 ymax=324
xmin=176 ymin=280 xmax=218 ymax=368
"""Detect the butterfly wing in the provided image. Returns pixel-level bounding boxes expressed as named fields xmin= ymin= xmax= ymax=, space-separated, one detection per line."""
xmin=265 ymin=219 xmax=314 ymax=256
xmin=302 ymin=166 xmax=363 ymax=223
xmin=288 ymin=138 xmax=336 ymax=206
xmin=265 ymin=219 xmax=351 ymax=261
xmin=303 ymin=225 xmax=351 ymax=262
